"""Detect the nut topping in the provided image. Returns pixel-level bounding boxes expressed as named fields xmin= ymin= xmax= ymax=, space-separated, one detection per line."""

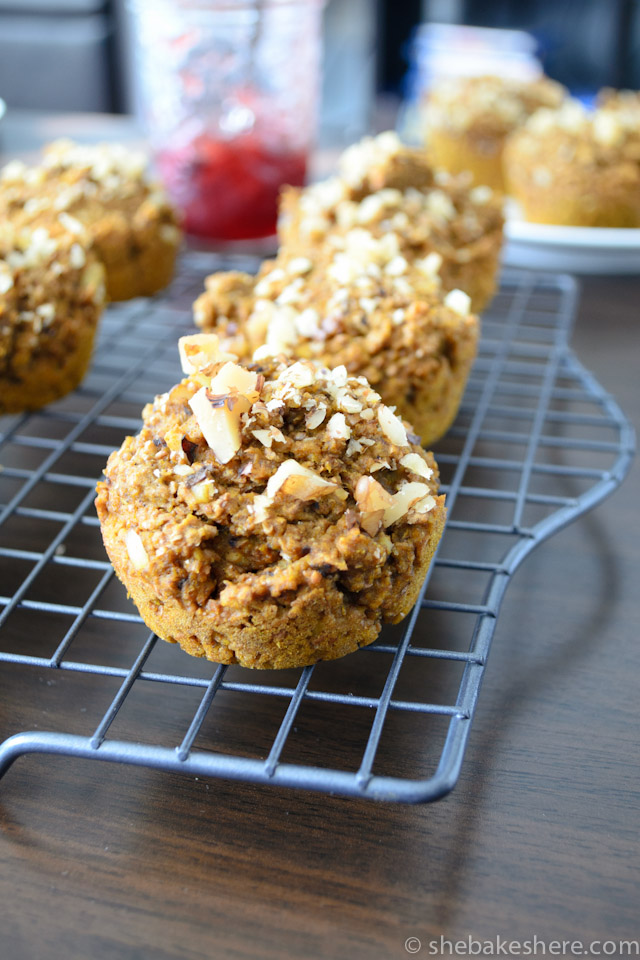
xmin=326 ymin=412 xmax=351 ymax=440
xmin=179 ymin=333 xmax=236 ymax=375
xmin=208 ymin=361 xmax=263 ymax=402
xmin=377 ymin=405 xmax=409 ymax=446
xmin=266 ymin=460 xmax=347 ymax=501
xmin=189 ymin=387 xmax=248 ymax=464
xmin=383 ymin=481 xmax=435 ymax=527
xmin=355 ymin=475 xmax=394 ymax=536
xmin=399 ymin=453 xmax=433 ymax=480
xmin=306 ymin=404 xmax=327 ymax=430
xmin=252 ymin=426 xmax=286 ymax=448
xmin=443 ymin=289 xmax=471 ymax=317
xmin=125 ymin=529 xmax=149 ymax=570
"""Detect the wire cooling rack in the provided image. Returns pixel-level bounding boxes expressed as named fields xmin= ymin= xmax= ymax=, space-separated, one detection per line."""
xmin=0 ymin=258 xmax=634 ymax=803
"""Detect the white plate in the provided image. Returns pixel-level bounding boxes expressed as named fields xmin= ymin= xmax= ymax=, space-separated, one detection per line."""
xmin=502 ymin=210 xmax=640 ymax=275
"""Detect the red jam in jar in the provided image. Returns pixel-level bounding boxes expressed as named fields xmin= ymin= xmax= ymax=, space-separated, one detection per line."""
xmin=157 ymin=133 xmax=308 ymax=241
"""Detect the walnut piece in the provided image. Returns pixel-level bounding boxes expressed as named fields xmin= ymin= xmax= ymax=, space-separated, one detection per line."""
xmin=208 ymin=361 xmax=263 ymax=402
xmin=306 ymin=404 xmax=327 ymax=430
xmin=326 ymin=412 xmax=351 ymax=440
xmin=266 ymin=460 xmax=347 ymax=501
xmin=399 ymin=453 xmax=433 ymax=480
xmin=189 ymin=387 xmax=247 ymax=464
xmin=444 ymin=288 xmax=471 ymax=317
xmin=384 ymin=481 xmax=434 ymax=527
xmin=179 ymin=333 xmax=236 ymax=374
xmin=251 ymin=426 xmax=285 ymax=448
xmin=377 ymin=405 xmax=409 ymax=446
xmin=355 ymin=475 xmax=394 ymax=536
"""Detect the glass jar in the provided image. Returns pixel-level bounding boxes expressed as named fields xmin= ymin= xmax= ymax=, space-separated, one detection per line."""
xmin=128 ymin=0 xmax=324 ymax=242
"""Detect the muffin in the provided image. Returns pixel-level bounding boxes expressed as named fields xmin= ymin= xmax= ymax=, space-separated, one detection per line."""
xmin=279 ymin=153 xmax=504 ymax=313
xmin=278 ymin=132 xmax=437 ymax=250
xmin=334 ymin=130 xmax=437 ymax=198
xmin=423 ymin=74 xmax=567 ymax=191
xmin=1 ymin=220 xmax=105 ymax=414
xmin=597 ymin=87 xmax=640 ymax=115
xmin=0 ymin=139 xmax=181 ymax=301
xmin=193 ymin=230 xmax=479 ymax=447
xmin=95 ymin=338 xmax=446 ymax=669
xmin=504 ymin=99 xmax=640 ymax=227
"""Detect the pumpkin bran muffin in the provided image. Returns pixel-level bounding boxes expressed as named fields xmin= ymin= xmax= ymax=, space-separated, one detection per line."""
xmin=1 ymin=220 xmax=105 ymax=414
xmin=0 ymin=140 xmax=180 ymax=302
xmin=333 ymin=130 xmax=438 ymax=198
xmin=193 ymin=231 xmax=479 ymax=448
xmin=423 ymin=74 xmax=566 ymax=191
xmin=95 ymin=339 xmax=446 ymax=669
xmin=596 ymin=87 xmax=640 ymax=122
xmin=278 ymin=132 xmax=504 ymax=313
xmin=504 ymin=99 xmax=640 ymax=227
xmin=596 ymin=89 xmax=640 ymax=166
xmin=279 ymin=174 xmax=503 ymax=314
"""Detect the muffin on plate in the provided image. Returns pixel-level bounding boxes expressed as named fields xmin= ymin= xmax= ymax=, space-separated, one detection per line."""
xmin=193 ymin=229 xmax=479 ymax=448
xmin=1 ymin=220 xmax=105 ymax=414
xmin=504 ymin=99 xmax=640 ymax=227
xmin=595 ymin=88 xmax=640 ymax=157
xmin=0 ymin=139 xmax=181 ymax=301
xmin=279 ymin=144 xmax=504 ymax=314
xmin=597 ymin=87 xmax=640 ymax=115
xmin=423 ymin=74 xmax=567 ymax=191
xmin=95 ymin=337 xmax=446 ymax=669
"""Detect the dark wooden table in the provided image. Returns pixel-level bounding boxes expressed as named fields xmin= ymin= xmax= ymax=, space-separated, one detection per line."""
xmin=0 ymin=115 xmax=638 ymax=960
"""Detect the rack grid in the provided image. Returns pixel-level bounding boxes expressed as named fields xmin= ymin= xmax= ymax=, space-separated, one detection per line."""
xmin=0 ymin=257 xmax=634 ymax=803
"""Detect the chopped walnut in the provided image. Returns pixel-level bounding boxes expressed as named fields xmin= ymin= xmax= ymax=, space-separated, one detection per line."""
xmin=266 ymin=460 xmax=347 ymax=501
xmin=306 ymin=404 xmax=327 ymax=430
xmin=252 ymin=426 xmax=286 ymax=448
xmin=179 ymin=333 xmax=237 ymax=375
xmin=326 ymin=412 xmax=351 ymax=440
xmin=384 ymin=481 xmax=435 ymax=527
xmin=355 ymin=475 xmax=395 ymax=536
xmin=209 ymin=361 xmax=263 ymax=402
xmin=189 ymin=387 xmax=249 ymax=464
xmin=443 ymin=289 xmax=471 ymax=317
xmin=400 ymin=453 xmax=433 ymax=480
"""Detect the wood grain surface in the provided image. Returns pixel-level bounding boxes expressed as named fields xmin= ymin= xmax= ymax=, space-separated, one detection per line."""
xmin=1 ymin=118 xmax=639 ymax=959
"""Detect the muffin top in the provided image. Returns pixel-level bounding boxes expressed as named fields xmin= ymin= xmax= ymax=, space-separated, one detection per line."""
xmin=280 ymin=172 xmax=503 ymax=264
xmin=0 ymin=139 xmax=180 ymax=243
xmin=597 ymin=88 xmax=640 ymax=114
xmin=0 ymin=220 xmax=105 ymax=373
xmin=97 ymin=339 xmax=442 ymax=608
xmin=278 ymin=129 xmax=503 ymax=271
xmin=507 ymin=98 xmax=640 ymax=171
xmin=0 ymin=220 xmax=105 ymax=321
xmin=335 ymin=131 xmax=436 ymax=197
xmin=424 ymin=74 xmax=566 ymax=137
xmin=194 ymin=229 xmax=475 ymax=388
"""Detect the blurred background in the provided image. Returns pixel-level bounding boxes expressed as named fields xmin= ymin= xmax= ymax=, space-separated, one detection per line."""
xmin=1 ymin=0 xmax=639 ymax=141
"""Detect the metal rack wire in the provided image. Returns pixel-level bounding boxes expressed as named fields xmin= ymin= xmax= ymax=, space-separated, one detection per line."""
xmin=0 ymin=258 xmax=634 ymax=803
